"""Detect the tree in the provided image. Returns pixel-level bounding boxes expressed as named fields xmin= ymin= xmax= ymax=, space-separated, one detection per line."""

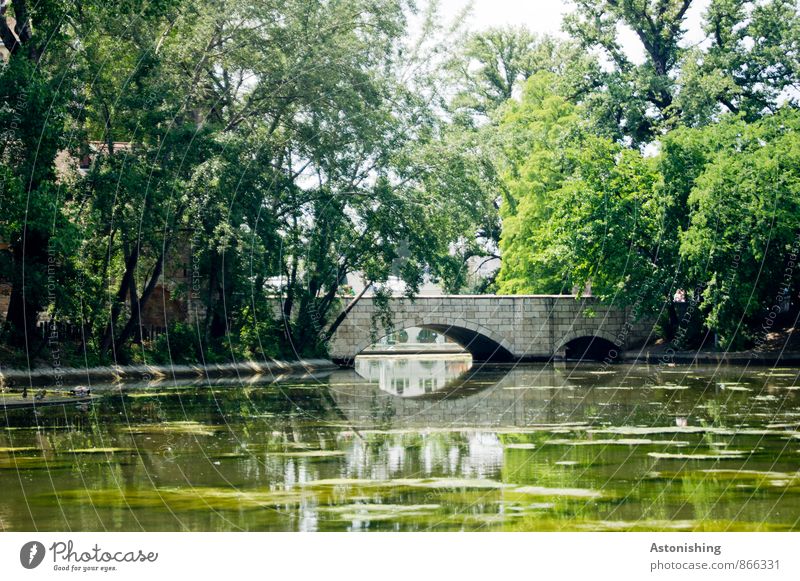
xmin=680 ymin=0 xmax=800 ymax=122
xmin=565 ymin=0 xmax=800 ymax=144
xmin=0 ymin=0 xmax=77 ymax=349
xmin=678 ymin=109 xmax=800 ymax=348
xmin=494 ymin=73 xmax=588 ymax=294
xmin=448 ymin=27 xmax=600 ymax=123
xmin=495 ymin=72 xmax=680 ymax=324
xmin=564 ymin=0 xmax=697 ymax=143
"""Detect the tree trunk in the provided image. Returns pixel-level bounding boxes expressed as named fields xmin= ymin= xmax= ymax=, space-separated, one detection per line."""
xmin=100 ymin=245 xmax=140 ymax=355
xmin=113 ymin=248 xmax=167 ymax=353
xmin=323 ymin=281 xmax=372 ymax=343
xmin=3 ymin=227 xmax=47 ymax=347
xmin=4 ymin=280 xmax=36 ymax=346
xmin=203 ymin=250 xmax=218 ymax=343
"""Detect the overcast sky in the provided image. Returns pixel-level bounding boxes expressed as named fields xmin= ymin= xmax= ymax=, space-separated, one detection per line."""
xmin=437 ymin=0 xmax=712 ymax=64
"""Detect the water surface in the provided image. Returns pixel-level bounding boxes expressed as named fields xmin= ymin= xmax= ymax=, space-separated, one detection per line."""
xmin=2 ymin=356 xmax=800 ymax=531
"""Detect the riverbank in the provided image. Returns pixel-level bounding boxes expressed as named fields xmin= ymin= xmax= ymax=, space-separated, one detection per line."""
xmin=0 ymin=358 xmax=338 ymax=389
xmin=622 ymin=349 xmax=800 ymax=366
xmin=3 ymin=348 xmax=799 ymax=391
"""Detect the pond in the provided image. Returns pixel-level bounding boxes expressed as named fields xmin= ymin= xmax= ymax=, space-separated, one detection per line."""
xmin=2 ymin=355 xmax=800 ymax=531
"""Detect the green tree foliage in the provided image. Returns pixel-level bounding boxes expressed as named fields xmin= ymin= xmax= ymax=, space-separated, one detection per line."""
xmin=496 ymin=73 xmax=677 ymax=324
xmin=496 ymin=72 xmax=800 ymax=348
xmin=685 ymin=0 xmax=800 ymax=122
xmin=447 ymin=27 xmax=601 ymax=123
xmin=441 ymin=27 xmax=603 ymax=291
xmin=678 ymin=110 xmax=800 ymax=348
xmin=494 ymin=1 xmax=800 ymax=350
xmin=1 ymin=0 xmax=494 ymax=363
xmin=564 ymin=0 xmax=695 ymax=142
xmin=0 ymin=0 xmax=79 ymax=350
xmin=494 ymin=73 xmax=588 ymax=294
xmin=565 ymin=0 xmax=800 ymax=143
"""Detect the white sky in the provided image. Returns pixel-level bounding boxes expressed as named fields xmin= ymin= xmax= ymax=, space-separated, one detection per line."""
xmin=437 ymin=0 xmax=711 ymax=64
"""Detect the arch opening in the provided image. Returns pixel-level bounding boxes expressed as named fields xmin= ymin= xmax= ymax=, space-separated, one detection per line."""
xmin=562 ymin=335 xmax=620 ymax=362
xmin=422 ymin=324 xmax=514 ymax=362
xmin=355 ymin=323 xmax=515 ymax=363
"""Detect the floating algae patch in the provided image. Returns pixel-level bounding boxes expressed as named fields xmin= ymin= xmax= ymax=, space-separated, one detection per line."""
xmin=125 ymin=422 xmax=225 ymax=436
xmin=0 ymin=456 xmax=76 ymax=470
xmin=268 ymin=450 xmax=345 ymax=458
xmin=509 ymin=486 xmax=604 ymax=499
xmin=64 ymin=448 xmax=135 ymax=454
xmin=587 ymin=426 xmax=787 ymax=436
xmin=399 ymin=478 xmax=511 ymax=490
xmin=283 ymin=442 xmax=318 ymax=449
xmin=501 ymin=423 xmax=590 ymax=433
xmin=576 ymin=520 xmax=697 ymax=531
xmin=504 ymin=502 xmax=556 ymax=511
xmin=699 ymin=469 xmax=800 ymax=482
xmin=543 ymin=438 xmax=682 ymax=446
xmin=300 ymin=478 xmax=389 ymax=488
xmin=503 ymin=385 xmax=573 ymax=391
xmin=648 ymin=451 xmax=748 ymax=460
xmin=320 ymin=503 xmax=440 ymax=521
xmin=322 ymin=503 xmax=440 ymax=513
xmin=573 ymin=519 xmax=782 ymax=532
xmin=54 ymin=486 xmax=311 ymax=511
xmin=301 ymin=477 xmax=511 ymax=491
xmin=125 ymin=391 xmax=198 ymax=398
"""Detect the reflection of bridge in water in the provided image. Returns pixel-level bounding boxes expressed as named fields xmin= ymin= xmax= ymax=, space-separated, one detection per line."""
xmin=354 ymin=354 xmax=472 ymax=398
xmin=325 ymin=360 xmax=652 ymax=429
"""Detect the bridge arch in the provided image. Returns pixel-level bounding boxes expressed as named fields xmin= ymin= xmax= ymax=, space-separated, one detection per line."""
xmin=555 ymin=329 xmax=621 ymax=361
xmin=351 ymin=318 xmax=515 ymax=363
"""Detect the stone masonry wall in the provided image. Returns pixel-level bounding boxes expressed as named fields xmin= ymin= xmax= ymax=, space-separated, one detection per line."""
xmin=329 ymin=295 xmax=653 ymax=362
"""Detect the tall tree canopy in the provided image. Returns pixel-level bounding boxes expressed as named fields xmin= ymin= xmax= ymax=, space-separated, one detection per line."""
xmin=565 ymin=0 xmax=800 ymax=143
xmin=1 ymin=0 xmax=495 ymax=363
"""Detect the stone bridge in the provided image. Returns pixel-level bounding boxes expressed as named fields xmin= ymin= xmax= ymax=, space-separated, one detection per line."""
xmin=329 ymin=295 xmax=653 ymax=364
